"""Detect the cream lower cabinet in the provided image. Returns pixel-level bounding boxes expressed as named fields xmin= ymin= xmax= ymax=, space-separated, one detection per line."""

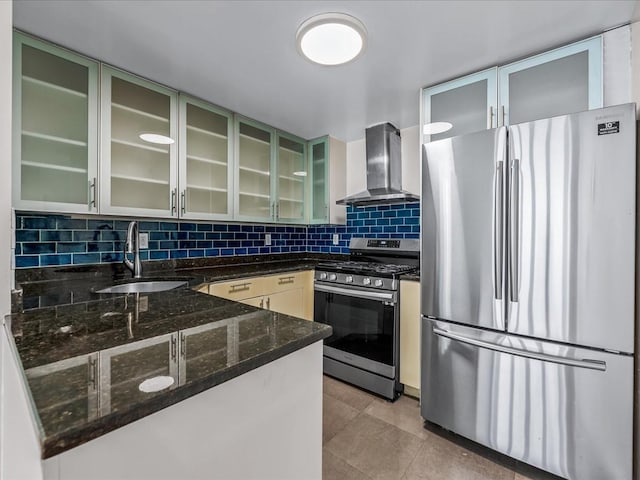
xmin=399 ymin=280 xmax=420 ymax=397
xmin=206 ymin=270 xmax=314 ymax=320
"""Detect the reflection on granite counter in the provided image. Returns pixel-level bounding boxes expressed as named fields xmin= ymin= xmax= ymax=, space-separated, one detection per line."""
xmin=13 ymin=253 xmax=347 ymax=311
xmin=7 ymin=285 xmax=331 ymax=458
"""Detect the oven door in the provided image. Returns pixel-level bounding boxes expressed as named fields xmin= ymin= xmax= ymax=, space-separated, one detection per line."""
xmin=314 ymin=282 xmax=398 ymax=378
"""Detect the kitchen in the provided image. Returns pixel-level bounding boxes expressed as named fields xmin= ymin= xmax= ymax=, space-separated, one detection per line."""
xmin=3 ymin=2 xmax=638 ymax=480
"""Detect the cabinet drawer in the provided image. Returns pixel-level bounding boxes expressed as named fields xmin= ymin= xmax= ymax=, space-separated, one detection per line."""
xmin=263 ymin=270 xmax=312 ymax=294
xmin=209 ymin=277 xmax=265 ymax=301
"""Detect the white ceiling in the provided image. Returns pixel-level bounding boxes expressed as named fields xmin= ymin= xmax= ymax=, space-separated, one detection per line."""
xmin=12 ymin=0 xmax=640 ymax=142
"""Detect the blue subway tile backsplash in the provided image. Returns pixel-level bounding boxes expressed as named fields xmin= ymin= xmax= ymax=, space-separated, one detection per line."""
xmin=14 ymin=202 xmax=420 ymax=268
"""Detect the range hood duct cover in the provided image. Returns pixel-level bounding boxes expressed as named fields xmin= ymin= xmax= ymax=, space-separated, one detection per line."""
xmin=337 ymin=122 xmax=420 ymax=206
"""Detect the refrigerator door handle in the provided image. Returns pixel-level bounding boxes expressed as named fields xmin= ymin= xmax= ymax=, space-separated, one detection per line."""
xmin=432 ymin=327 xmax=606 ymax=371
xmin=509 ymin=158 xmax=520 ymax=302
xmin=493 ymin=161 xmax=504 ymax=300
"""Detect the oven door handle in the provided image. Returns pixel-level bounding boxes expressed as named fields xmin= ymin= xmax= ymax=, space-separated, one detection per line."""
xmin=314 ymin=283 xmax=396 ymax=303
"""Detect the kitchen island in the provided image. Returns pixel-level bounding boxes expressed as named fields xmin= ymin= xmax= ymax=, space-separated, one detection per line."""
xmin=7 ymin=273 xmax=331 ymax=480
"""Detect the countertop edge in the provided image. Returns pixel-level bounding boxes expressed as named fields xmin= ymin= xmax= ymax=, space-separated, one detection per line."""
xmin=40 ymin=323 xmax=331 ymax=459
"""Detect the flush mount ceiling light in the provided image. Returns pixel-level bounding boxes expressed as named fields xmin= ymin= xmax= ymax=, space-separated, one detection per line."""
xmin=139 ymin=133 xmax=175 ymax=145
xmin=423 ymin=122 xmax=453 ymax=135
xmin=296 ymin=13 xmax=367 ymax=66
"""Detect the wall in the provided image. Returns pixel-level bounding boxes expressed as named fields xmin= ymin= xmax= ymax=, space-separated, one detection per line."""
xmin=14 ymin=214 xmax=307 ymax=268
xmin=14 ymin=203 xmax=420 ymax=268
xmin=0 ymin=1 xmax=44 ymax=478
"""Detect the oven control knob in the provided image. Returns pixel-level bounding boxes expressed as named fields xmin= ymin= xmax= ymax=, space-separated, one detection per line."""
xmin=319 ymin=272 xmax=327 ymax=280
xmin=329 ymin=274 xmax=337 ymax=281
xmin=345 ymin=275 xmax=353 ymax=283
xmin=374 ymin=279 xmax=384 ymax=287
xmin=363 ymin=277 xmax=371 ymax=285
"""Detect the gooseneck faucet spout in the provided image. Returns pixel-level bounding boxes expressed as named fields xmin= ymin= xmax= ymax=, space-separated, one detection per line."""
xmin=124 ymin=221 xmax=142 ymax=278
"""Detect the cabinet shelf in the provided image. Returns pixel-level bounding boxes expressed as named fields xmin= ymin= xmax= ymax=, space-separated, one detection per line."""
xmin=187 ymin=184 xmax=227 ymax=193
xmin=279 ymin=175 xmax=303 ymax=183
xmin=239 ymin=191 xmax=270 ymax=199
xmin=239 ymin=166 xmax=270 ymax=176
xmin=279 ymin=197 xmax=304 ymax=203
xmin=187 ymin=125 xmax=227 ymax=140
xmin=186 ymin=154 xmax=226 ymax=167
xmin=22 ymin=130 xmax=87 ymax=147
xmin=22 ymin=160 xmax=88 ymax=174
xmin=239 ymin=133 xmax=270 ymax=146
xmin=22 ymin=75 xmax=87 ymax=98
xmin=111 ymin=138 xmax=168 ymax=154
xmin=111 ymin=174 xmax=169 ymax=186
xmin=112 ymin=102 xmax=170 ymax=123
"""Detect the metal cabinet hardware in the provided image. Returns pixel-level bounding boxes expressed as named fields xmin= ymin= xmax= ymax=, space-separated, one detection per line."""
xmin=229 ymin=282 xmax=251 ymax=293
xmin=181 ymin=191 xmax=186 ymax=215
xmin=89 ymin=177 xmax=97 ymax=209
xmin=171 ymin=188 xmax=177 ymax=215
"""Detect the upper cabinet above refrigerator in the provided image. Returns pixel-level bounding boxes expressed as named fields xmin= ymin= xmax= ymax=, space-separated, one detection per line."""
xmin=422 ymin=35 xmax=603 ymax=143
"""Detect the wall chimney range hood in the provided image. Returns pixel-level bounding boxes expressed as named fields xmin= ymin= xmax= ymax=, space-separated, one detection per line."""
xmin=337 ymin=123 xmax=419 ymax=206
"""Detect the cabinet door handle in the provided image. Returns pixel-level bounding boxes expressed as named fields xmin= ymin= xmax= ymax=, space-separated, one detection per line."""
xmin=88 ymin=177 xmax=97 ymax=209
xmin=487 ymin=107 xmax=494 ymax=129
xmin=259 ymin=298 xmax=264 ymax=308
xmin=500 ymin=105 xmax=506 ymax=127
xmin=266 ymin=297 xmax=270 ymax=310
xmin=229 ymin=282 xmax=251 ymax=293
xmin=171 ymin=189 xmax=177 ymax=215
xmin=171 ymin=336 xmax=177 ymax=361
xmin=88 ymin=357 xmax=97 ymax=391
xmin=180 ymin=333 xmax=186 ymax=358
xmin=181 ymin=191 xmax=186 ymax=215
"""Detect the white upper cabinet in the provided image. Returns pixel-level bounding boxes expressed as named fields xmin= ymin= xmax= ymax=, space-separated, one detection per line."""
xmin=498 ymin=36 xmax=602 ymax=126
xmin=422 ymin=68 xmax=497 ymax=143
xmin=178 ymin=95 xmax=234 ymax=220
xmin=308 ymin=136 xmax=346 ymax=225
xmin=100 ymin=67 xmax=178 ymax=217
xmin=276 ymin=132 xmax=307 ymax=224
xmin=12 ymin=33 xmax=99 ymax=214
xmin=422 ymin=35 xmax=603 ymax=142
xmin=234 ymin=117 xmax=275 ymax=222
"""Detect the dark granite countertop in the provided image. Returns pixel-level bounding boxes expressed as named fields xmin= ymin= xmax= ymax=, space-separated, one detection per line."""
xmin=7 ymin=254 xmax=336 ymax=459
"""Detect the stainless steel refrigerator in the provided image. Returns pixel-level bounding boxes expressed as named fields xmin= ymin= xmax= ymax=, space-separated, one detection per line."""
xmin=420 ymin=103 xmax=636 ymax=480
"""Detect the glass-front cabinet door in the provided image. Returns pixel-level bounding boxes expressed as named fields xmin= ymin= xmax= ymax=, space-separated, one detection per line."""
xmin=99 ymin=333 xmax=178 ymax=416
xmin=276 ymin=132 xmax=306 ymax=224
xmin=422 ymin=67 xmax=497 ymax=143
xmin=13 ymin=33 xmax=99 ymax=213
xmin=235 ymin=117 xmax=274 ymax=221
xmin=100 ymin=67 xmax=178 ymax=217
xmin=498 ymin=36 xmax=602 ymax=126
xmin=308 ymin=137 xmax=328 ymax=224
xmin=178 ymin=95 xmax=233 ymax=220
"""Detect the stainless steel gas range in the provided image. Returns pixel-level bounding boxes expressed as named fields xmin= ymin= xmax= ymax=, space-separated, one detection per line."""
xmin=314 ymin=237 xmax=419 ymax=400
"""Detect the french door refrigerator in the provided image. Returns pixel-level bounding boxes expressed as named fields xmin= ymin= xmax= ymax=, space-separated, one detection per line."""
xmin=420 ymin=103 xmax=636 ymax=480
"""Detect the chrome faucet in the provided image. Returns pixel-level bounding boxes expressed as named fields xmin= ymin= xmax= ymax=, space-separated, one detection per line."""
xmin=123 ymin=221 xmax=142 ymax=278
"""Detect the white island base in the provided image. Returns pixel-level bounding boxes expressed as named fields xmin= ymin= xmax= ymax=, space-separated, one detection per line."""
xmin=43 ymin=341 xmax=323 ymax=480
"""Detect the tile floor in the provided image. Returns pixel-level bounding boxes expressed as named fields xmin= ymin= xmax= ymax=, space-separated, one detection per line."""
xmin=322 ymin=375 xmax=563 ymax=480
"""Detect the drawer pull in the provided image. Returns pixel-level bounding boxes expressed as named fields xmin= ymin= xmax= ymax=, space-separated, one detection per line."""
xmin=278 ymin=276 xmax=295 ymax=284
xmin=229 ymin=282 xmax=251 ymax=293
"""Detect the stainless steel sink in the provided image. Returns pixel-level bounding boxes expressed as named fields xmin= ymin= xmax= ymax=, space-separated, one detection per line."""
xmin=96 ymin=280 xmax=188 ymax=294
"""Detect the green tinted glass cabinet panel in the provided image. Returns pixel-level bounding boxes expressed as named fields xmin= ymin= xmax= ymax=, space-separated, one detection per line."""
xmin=178 ymin=95 xmax=234 ymax=220
xmin=12 ymin=32 xmax=99 ymax=214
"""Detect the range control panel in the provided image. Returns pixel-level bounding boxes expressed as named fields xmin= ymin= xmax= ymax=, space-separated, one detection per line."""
xmin=366 ymin=239 xmax=400 ymax=248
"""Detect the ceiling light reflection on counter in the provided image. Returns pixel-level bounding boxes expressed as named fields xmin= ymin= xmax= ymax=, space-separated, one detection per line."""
xmin=139 ymin=133 xmax=175 ymax=145
xmin=423 ymin=122 xmax=453 ymax=135
xmin=296 ymin=13 xmax=367 ymax=66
